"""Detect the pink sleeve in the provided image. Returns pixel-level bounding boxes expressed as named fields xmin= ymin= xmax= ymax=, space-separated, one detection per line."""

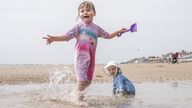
xmin=97 ymin=26 xmax=109 ymax=39
xmin=65 ymin=24 xmax=80 ymax=41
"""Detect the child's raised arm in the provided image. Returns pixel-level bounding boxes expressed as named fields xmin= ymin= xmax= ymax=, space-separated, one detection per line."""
xmin=42 ymin=35 xmax=68 ymax=45
xmin=108 ymin=28 xmax=127 ymax=39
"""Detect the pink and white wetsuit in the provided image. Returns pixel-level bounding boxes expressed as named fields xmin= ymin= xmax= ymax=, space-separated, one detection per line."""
xmin=65 ymin=23 xmax=109 ymax=81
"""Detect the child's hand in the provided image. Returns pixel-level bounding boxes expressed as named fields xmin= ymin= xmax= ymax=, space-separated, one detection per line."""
xmin=114 ymin=91 xmax=125 ymax=98
xmin=42 ymin=35 xmax=55 ymax=45
xmin=119 ymin=28 xmax=128 ymax=33
xmin=117 ymin=28 xmax=128 ymax=37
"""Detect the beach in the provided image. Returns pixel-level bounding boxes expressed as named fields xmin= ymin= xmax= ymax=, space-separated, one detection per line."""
xmin=0 ymin=63 xmax=192 ymax=108
xmin=0 ymin=63 xmax=192 ymax=84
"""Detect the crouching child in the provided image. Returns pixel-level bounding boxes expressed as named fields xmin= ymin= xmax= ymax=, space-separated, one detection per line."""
xmin=104 ymin=61 xmax=135 ymax=97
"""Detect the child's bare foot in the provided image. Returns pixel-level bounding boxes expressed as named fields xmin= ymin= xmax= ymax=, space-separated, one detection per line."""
xmin=78 ymin=94 xmax=84 ymax=101
xmin=78 ymin=101 xmax=88 ymax=106
xmin=76 ymin=91 xmax=89 ymax=106
xmin=76 ymin=91 xmax=84 ymax=101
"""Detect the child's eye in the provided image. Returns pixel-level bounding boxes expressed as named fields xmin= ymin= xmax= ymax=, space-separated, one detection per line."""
xmin=81 ymin=10 xmax=84 ymax=13
xmin=108 ymin=67 xmax=116 ymax=71
xmin=86 ymin=9 xmax=92 ymax=12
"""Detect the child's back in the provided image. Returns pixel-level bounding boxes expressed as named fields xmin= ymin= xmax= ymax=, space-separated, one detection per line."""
xmin=113 ymin=70 xmax=135 ymax=95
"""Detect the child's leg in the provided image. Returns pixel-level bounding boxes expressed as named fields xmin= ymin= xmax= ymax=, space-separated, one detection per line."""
xmin=74 ymin=49 xmax=95 ymax=101
xmin=75 ymin=80 xmax=91 ymax=101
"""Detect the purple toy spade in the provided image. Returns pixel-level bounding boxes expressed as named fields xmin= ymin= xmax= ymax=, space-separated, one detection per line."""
xmin=117 ymin=23 xmax=137 ymax=37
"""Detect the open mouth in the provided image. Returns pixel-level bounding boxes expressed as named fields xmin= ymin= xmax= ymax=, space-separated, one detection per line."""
xmin=83 ymin=15 xmax=90 ymax=18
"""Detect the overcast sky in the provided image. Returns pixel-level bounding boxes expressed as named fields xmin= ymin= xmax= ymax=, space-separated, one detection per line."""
xmin=0 ymin=0 xmax=192 ymax=64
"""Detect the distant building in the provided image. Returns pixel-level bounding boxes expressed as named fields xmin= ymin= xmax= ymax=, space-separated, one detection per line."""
xmin=178 ymin=51 xmax=192 ymax=62
xmin=125 ymin=50 xmax=192 ymax=64
xmin=146 ymin=56 xmax=161 ymax=63
xmin=125 ymin=57 xmax=146 ymax=64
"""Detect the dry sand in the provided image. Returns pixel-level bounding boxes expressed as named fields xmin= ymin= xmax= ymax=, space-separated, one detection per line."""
xmin=0 ymin=63 xmax=192 ymax=84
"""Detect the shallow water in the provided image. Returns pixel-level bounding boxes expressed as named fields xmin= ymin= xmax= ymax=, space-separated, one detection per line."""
xmin=0 ymin=82 xmax=192 ymax=108
xmin=1 ymin=67 xmax=192 ymax=108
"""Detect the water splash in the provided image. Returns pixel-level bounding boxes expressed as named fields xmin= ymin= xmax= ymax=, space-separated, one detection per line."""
xmin=42 ymin=65 xmax=136 ymax=106
xmin=48 ymin=66 xmax=74 ymax=87
xmin=42 ymin=66 xmax=77 ymax=103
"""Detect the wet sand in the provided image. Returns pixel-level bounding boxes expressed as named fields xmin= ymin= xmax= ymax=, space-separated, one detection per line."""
xmin=0 ymin=63 xmax=192 ymax=84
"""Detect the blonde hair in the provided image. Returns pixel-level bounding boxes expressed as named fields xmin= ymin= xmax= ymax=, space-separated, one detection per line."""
xmin=77 ymin=1 xmax=96 ymax=19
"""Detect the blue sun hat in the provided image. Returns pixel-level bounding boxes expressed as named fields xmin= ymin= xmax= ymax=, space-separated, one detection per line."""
xmin=103 ymin=61 xmax=120 ymax=76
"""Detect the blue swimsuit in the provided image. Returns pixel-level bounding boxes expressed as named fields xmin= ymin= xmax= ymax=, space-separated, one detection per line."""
xmin=112 ymin=69 xmax=135 ymax=95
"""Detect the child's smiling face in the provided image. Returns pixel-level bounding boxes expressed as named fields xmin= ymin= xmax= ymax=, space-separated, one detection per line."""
xmin=107 ymin=65 xmax=117 ymax=75
xmin=79 ymin=6 xmax=95 ymax=24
